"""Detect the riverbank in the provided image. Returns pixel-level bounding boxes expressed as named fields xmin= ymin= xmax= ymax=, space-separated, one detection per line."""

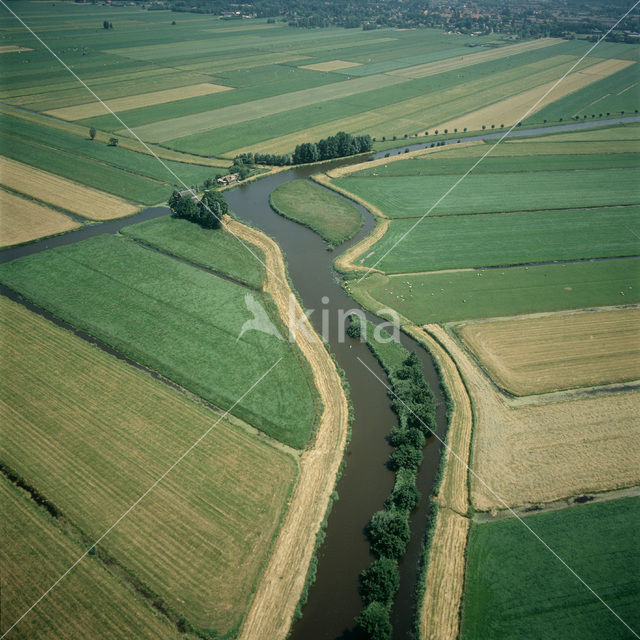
xmin=225 ymin=217 xmax=350 ymax=640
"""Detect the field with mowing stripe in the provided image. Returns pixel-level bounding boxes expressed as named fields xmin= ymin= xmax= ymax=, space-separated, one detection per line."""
xmin=347 ymin=259 xmax=640 ymax=324
xmin=433 ymin=58 xmax=635 ymax=132
xmin=460 ymin=498 xmax=640 ymax=640
xmin=0 ymin=235 xmax=319 ymax=448
xmin=334 ymin=167 xmax=640 ymax=219
xmin=0 ymin=156 xmax=138 ymax=220
xmin=270 ymin=180 xmax=363 ymax=245
xmin=45 ymin=82 xmax=233 ymax=121
xmin=0 ymin=132 xmax=173 ymax=205
xmin=455 ymin=308 xmax=640 ymax=395
xmin=0 ymin=296 xmax=298 ymax=637
xmin=121 ymin=216 xmax=266 ymax=289
xmin=359 ymin=207 xmax=639 ymax=273
xmin=0 ymin=189 xmax=80 ymax=247
xmin=1 ymin=476 xmax=182 ymax=640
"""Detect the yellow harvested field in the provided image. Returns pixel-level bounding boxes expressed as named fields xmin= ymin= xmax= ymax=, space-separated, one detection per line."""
xmin=0 ymin=296 xmax=298 ymax=635
xmin=0 ymin=45 xmax=32 ymax=53
xmin=420 ymin=509 xmax=470 ymax=640
xmin=1 ymin=477 xmax=182 ymax=640
xmin=405 ymin=325 xmax=472 ymax=640
xmin=0 ymin=189 xmax=80 ymax=247
xmin=456 ymin=309 xmax=640 ymax=396
xmin=390 ymin=38 xmax=562 ymax=79
xmin=429 ymin=325 xmax=640 ymax=511
xmin=45 ymin=82 xmax=232 ymax=120
xmin=0 ymin=157 xmax=138 ymax=220
xmin=434 ymin=58 xmax=635 ymax=132
xmin=299 ymin=59 xmax=362 ymax=72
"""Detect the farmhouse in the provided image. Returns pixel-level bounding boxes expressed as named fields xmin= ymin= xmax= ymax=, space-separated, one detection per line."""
xmin=217 ymin=173 xmax=240 ymax=185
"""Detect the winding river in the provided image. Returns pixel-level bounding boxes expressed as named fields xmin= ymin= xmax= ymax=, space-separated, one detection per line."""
xmin=2 ymin=116 xmax=637 ymax=640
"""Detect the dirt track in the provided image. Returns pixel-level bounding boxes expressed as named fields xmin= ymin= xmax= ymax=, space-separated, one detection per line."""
xmin=405 ymin=324 xmax=472 ymax=640
xmin=225 ymin=218 xmax=349 ymax=640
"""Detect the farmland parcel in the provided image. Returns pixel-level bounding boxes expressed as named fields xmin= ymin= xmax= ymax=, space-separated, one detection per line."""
xmin=0 ymin=234 xmax=319 ymax=448
xmin=0 ymin=296 xmax=298 ymax=637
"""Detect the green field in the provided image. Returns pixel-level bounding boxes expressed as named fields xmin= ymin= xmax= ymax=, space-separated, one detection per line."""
xmin=347 ymin=259 xmax=640 ymax=323
xmin=0 ymin=476 xmax=182 ymax=640
xmin=121 ymin=216 xmax=266 ymax=289
xmin=0 ymin=235 xmax=319 ymax=447
xmin=334 ymin=167 xmax=640 ymax=218
xmin=361 ymin=206 xmax=639 ymax=273
xmin=526 ymin=61 xmax=640 ymax=125
xmin=460 ymin=497 xmax=640 ymax=639
xmin=0 ymin=296 xmax=298 ymax=636
xmin=0 ymin=131 xmax=171 ymax=205
xmin=0 ymin=112 xmax=224 ymax=185
xmin=351 ymin=153 xmax=639 ymax=177
xmin=270 ymin=179 xmax=363 ymax=245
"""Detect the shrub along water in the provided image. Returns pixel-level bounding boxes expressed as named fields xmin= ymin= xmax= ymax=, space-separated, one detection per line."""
xmin=349 ymin=315 xmax=436 ymax=639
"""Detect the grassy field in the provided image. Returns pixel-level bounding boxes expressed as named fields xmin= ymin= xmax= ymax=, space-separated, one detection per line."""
xmin=347 ymin=259 xmax=640 ymax=324
xmin=333 ymin=167 xmax=640 ymax=219
xmin=433 ymin=58 xmax=635 ymax=133
xmin=0 ymin=132 xmax=173 ymax=205
xmin=121 ymin=216 xmax=266 ymax=289
xmin=460 ymin=497 xmax=640 ymax=640
xmin=360 ymin=207 xmax=639 ymax=273
xmin=1 ymin=476 xmax=182 ymax=640
xmin=0 ymin=112 xmax=223 ymax=185
xmin=269 ymin=179 xmax=363 ymax=245
xmin=0 ymin=296 xmax=298 ymax=636
xmin=0 ymin=156 xmax=138 ymax=220
xmin=0 ymin=189 xmax=80 ymax=247
xmin=0 ymin=235 xmax=319 ymax=448
xmin=45 ymin=82 xmax=232 ymax=120
xmin=455 ymin=308 xmax=640 ymax=395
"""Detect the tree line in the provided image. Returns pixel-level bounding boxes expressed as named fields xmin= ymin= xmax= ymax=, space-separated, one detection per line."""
xmin=292 ymin=131 xmax=372 ymax=164
xmin=348 ymin=316 xmax=436 ymax=640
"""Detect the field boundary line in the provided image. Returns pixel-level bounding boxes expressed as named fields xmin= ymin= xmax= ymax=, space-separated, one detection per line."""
xmin=0 ymin=0 xmax=283 ymax=288
xmin=356 ymin=0 xmax=640 ymax=282
xmin=0 ymin=359 xmax=282 ymax=639
xmin=357 ymin=355 xmax=640 ymax=638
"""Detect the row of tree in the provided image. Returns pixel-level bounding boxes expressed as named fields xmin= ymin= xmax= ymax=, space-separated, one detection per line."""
xmin=167 ymin=188 xmax=228 ymax=229
xmin=292 ymin=131 xmax=372 ymax=164
xmin=348 ymin=316 xmax=436 ymax=640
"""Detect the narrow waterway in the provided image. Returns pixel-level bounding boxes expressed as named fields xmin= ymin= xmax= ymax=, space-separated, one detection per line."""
xmin=224 ymin=162 xmax=447 ymax=640
xmin=2 ymin=116 xmax=637 ymax=639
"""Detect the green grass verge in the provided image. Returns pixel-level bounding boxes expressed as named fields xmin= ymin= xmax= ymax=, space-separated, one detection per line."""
xmin=347 ymin=258 xmax=640 ymax=323
xmin=0 ymin=235 xmax=319 ymax=448
xmin=333 ymin=167 xmax=640 ymax=218
xmin=121 ymin=216 xmax=266 ymax=289
xmin=269 ymin=179 xmax=363 ymax=246
xmin=460 ymin=497 xmax=640 ymax=640
xmin=361 ymin=206 xmax=640 ymax=273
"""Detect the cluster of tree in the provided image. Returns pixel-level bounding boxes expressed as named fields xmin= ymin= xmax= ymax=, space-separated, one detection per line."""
xmin=292 ymin=131 xmax=372 ymax=164
xmin=348 ymin=315 xmax=436 ymax=639
xmin=102 ymin=20 xmax=114 ymax=29
xmin=233 ymin=151 xmax=291 ymax=167
xmin=167 ymin=188 xmax=228 ymax=229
